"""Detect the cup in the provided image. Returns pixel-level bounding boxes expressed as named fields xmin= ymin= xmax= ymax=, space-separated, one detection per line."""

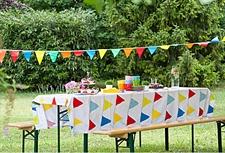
xmin=118 ymin=80 xmax=125 ymax=90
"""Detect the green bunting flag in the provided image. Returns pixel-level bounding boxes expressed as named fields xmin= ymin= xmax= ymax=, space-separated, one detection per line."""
xmin=48 ymin=51 xmax=58 ymax=62
xmin=111 ymin=49 xmax=121 ymax=57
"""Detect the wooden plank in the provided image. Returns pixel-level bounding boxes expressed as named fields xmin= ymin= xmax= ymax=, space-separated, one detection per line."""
xmin=7 ymin=121 xmax=34 ymax=130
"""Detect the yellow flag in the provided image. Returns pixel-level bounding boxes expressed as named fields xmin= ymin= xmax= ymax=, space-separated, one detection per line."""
xmin=74 ymin=118 xmax=82 ymax=126
xmin=123 ymin=48 xmax=133 ymax=58
xmin=103 ymin=98 xmax=112 ymax=111
xmin=178 ymin=93 xmax=186 ymax=103
xmin=35 ymin=51 xmax=45 ymax=65
xmin=33 ymin=116 xmax=39 ymax=124
xmin=98 ymin=49 xmax=107 ymax=59
xmin=186 ymin=43 xmax=194 ymax=49
xmin=152 ymin=109 xmax=161 ymax=120
xmin=43 ymin=104 xmax=53 ymax=111
xmin=160 ymin=45 xmax=170 ymax=50
xmin=142 ymin=96 xmax=151 ymax=108
xmin=187 ymin=106 xmax=195 ymax=115
xmin=61 ymin=51 xmax=71 ymax=58
xmin=114 ymin=113 xmax=122 ymax=124
xmin=222 ymin=37 xmax=225 ymax=42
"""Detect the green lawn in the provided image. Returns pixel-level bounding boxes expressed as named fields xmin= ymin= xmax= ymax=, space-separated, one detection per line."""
xmin=0 ymin=88 xmax=225 ymax=152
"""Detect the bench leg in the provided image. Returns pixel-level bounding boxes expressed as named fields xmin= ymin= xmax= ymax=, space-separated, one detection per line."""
xmin=191 ymin=124 xmax=194 ymax=152
xmin=22 ymin=130 xmax=25 ymax=153
xmin=83 ymin=133 xmax=88 ymax=153
xmin=115 ymin=138 xmax=119 ymax=153
xmin=139 ymin=131 xmax=142 ymax=147
xmin=165 ymin=128 xmax=169 ymax=151
xmin=34 ymin=130 xmax=39 ymax=153
xmin=217 ymin=121 xmax=222 ymax=152
xmin=128 ymin=133 xmax=135 ymax=153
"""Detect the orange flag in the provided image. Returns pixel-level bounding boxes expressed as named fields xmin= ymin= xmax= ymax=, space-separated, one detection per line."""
xmin=186 ymin=43 xmax=194 ymax=49
xmin=123 ymin=48 xmax=133 ymax=58
xmin=136 ymin=47 xmax=145 ymax=59
xmin=61 ymin=51 xmax=71 ymax=58
xmin=0 ymin=50 xmax=6 ymax=63
xmin=10 ymin=50 xmax=20 ymax=63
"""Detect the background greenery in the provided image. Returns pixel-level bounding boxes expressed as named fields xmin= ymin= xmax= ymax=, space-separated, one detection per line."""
xmin=0 ymin=0 xmax=225 ymax=91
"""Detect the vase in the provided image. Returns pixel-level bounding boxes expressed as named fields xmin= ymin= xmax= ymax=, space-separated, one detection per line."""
xmin=171 ymin=76 xmax=179 ymax=88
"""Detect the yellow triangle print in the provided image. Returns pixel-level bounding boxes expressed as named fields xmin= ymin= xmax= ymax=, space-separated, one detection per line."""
xmin=114 ymin=113 xmax=122 ymax=124
xmin=104 ymin=98 xmax=112 ymax=111
xmin=187 ymin=106 xmax=195 ymax=115
xmin=99 ymin=49 xmax=107 ymax=59
xmin=74 ymin=118 xmax=82 ymax=126
xmin=142 ymin=96 xmax=151 ymax=108
xmin=210 ymin=95 xmax=215 ymax=101
xmin=33 ymin=116 xmax=39 ymax=124
xmin=43 ymin=104 xmax=53 ymax=111
xmin=178 ymin=93 xmax=186 ymax=103
xmin=152 ymin=109 xmax=161 ymax=120
xmin=67 ymin=107 xmax=71 ymax=113
xmin=222 ymin=37 xmax=225 ymax=42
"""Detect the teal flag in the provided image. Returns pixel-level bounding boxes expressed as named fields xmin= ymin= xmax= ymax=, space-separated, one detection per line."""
xmin=23 ymin=50 xmax=32 ymax=62
xmin=111 ymin=49 xmax=121 ymax=57
xmin=211 ymin=36 xmax=219 ymax=43
xmin=148 ymin=46 xmax=157 ymax=54
xmin=48 ymin=51 xmax=59 ymax=62
xmin=87 ymin=50 xmax=96 ymax=60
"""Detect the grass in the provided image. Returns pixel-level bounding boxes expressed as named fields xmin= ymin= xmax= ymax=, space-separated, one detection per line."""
xmin=0 ymin=88 xmax=225 ymax=152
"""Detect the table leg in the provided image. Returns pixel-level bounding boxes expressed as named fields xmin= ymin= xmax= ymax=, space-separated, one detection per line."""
xmin=83 ymin=134 xmax=88 ymax=153
xmin=34 ymin=130 xmax=39 ymax=153
xmin=191 ymin=124 xmax=194 ymax=152
xmin=217 ymin=121 xmax=222 ymax=152
xmin=22 ymin=130 xmax=25 ymax=153
xmin=57 ymin=105 xmax=60 ymax=153
xmin=165 ymin=128 xmax=169 ymax=151
xmin=128 ymin=133 xmax=135 ymax=153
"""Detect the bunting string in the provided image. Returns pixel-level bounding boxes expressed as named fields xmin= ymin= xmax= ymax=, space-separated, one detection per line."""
xmin=0 ymin=36 xmax=223 ymax=64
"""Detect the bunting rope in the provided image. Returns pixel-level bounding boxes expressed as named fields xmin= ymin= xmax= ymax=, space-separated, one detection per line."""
xmin=0 ymin=36 xmax=224 ymax=64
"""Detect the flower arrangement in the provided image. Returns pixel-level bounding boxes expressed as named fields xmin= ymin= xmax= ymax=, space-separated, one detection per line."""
xmin=64 ymin=81 xmax=80 ymax=94
xmin=171 ymin=66 xmax=179 ymax=87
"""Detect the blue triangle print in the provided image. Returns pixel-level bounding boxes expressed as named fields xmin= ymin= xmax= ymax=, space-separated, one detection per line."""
xmin=167 ymin=95 xmax=175 ymax=105
xmin=62 ymin=114 xmax=69 ymax=122
xmin=129 ymin=98 xmax=138 ymax=109
xmin=140 ymin=112 xmax=149 ymax=122
xmin=101 ymin=116 xmax=111 ymax=126
xmin=200 ymin=92 xmax=206 ymax=102
xmin=207 ymin=105 xmax=214 ymax=114
xmin=90 ymin=101 xmax=99 ymax=112
xmin=32 ymin=107 xmax=36 ymax=111
xmin=177 ymin=108 xmax=185 ymax=117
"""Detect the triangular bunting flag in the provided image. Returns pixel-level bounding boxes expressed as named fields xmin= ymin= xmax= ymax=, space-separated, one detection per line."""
xmin=10 ymin=51 xmax=20 ymax=63
xmin=154 ymin=92 xmax=162 ymax=102
xmin=86 ymin=50 xmax=96 ymax=60
xmin=222 ymin=37 xmax=225 ymax=42
xmin=148 ymin=46 xmax=157 ymax=54
xmin=127 ymin=115 xmax=136 ymax=125
xmin=200 ymin=92 xmax=206 ymax=102
xmin=111 ymin=49 xmax=120 ymax=57
xmin=207 ymin=105 xmax=214 ymax=114
xmin=101 ymin=116 xmax=111 ymax=126
xmin=23 ymin=50 xmax=32 ymax=62
xmin=43 ymin=104 xmax=53 ymax=111
xmin=61 ymin=51 xmax=71 ymax=59
xmin=129 ymin=98 xmax=139 ymax=109
xmin=160 ymin=45 xmax=170 ymax=50
xmin=136 ymin=47 xmax=145 ymax=58
xmin=152 ymin=109 xmax=161 ymax=120
xmin=47 ymin=120 xmax=55 ymax=128
xmin=35 ymin=51 xmax=45 ymax=65
xmin=90 ymin=101 xmax=99 ymax=112
xmin=142 ymin=96 xmax=151 ymax=108
xmin=33 ymin=116 xmax=39 ymax=124
xmin=211 ymin=36 xmax=220 ymax=43
xmin=165 ymin=111 xmax=172 ymax=120
xmin=178 ymin=93 xmax=186 ymax=103
xmin=74 ymin=50 xmax=84 ymax=56
xmin=103 ymin=98 xmax=112 ymax=111
xmin=89 ymin=120 xmax=96 ymax=130
xmin=188 ymin=89 xmax=196 ymax=99
xmin=48 ymin=51 xmax=58 ymax=62
xmin=74 ymin=118 xmax=82 ymax=126
xmin=187 ymin=106 xmax=195 ymax=115
xmin=73 ymin=98 xmax=83 ymax=108
xmin=0 ymin=50 xmax=6 ymax=63
xmin=114 ymin=113 xmax=122 ymax=124
xmin=186 ymin=43 xmax=194 ymax=49
xmin=199 ymin=107 xmax=203 ymax=116
xmin=177 ymin=108 xmax=185 ymax=117
xmin=52 ymin=97 xmax=56 ymax=105
xmin=140 ymin=112 xmax=149 ymax=122
xmin=62 ymin=114 xmax=69 ymax=122
xmin=167 ymin=95 xmax=175 ymax=105
xmin=123 ymin=48 xmax=133 ymax=58
xmin=116 ymin=95 xmax=125 ymax=105
xmin=32 ymin=107 xmax=36 ymax=111
xmin=98 ymin=49 xmax=107 ymax=59
xmin=198 ymin=42 xmax=209 ymax=47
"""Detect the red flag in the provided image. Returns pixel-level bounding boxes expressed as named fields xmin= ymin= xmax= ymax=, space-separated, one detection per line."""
xmin=116 ymin=95 xmax=124 ymax=105
xmin=0 ymin=50 xmax=6 ymax=63
xmin=136 ymin=47 xmax=145 ymax=58
xmin=127 ymin=115 xmax=136 ymax=125
xmin=89 ymin=120 xmax=96 ymax=130
xmin=73 ymin=50 xmax=84 ymax=57
xmin=10 ymin=51 xmax=20 ymax=63
xmin=198 ymin=42 xmax=209 ymax=48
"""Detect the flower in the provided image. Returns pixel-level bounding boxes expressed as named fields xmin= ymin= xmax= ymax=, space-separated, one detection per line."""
xmin=64 ymin=81 xmax=80 ymax=93
xmin=171 ymin=67 xmax=179 ymax=78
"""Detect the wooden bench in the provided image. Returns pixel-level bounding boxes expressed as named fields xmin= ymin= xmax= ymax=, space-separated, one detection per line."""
xmin=7 ymin=121 xmax=39 ymax=153
xmin=94 ymin=116 xmax=225 ymax=152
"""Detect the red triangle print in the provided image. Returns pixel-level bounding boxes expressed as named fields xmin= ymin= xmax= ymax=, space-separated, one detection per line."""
xmin=165 ymin=111 xmax=172 ymax=120
xmin=136 ymin=47 xmax=145 ymax=58
xmin=188 ymin=89 xmax=196 ymax=99
xmin=127 ymin=115 xmax=136 ymax=125
xmin=73 ymin=98 xmax=83 ymax=108
xmin=154 ymin=92 xmax=162 ymax=102
xmin=89 ymin=120 xmax=96 ymax=130
xmin=199 ymin=108 xmax=203 ymax=116
xmin=52 ymin=97 xmax=56 ymax=105
xmin=116 ymin=95 xmax=125 ymax=105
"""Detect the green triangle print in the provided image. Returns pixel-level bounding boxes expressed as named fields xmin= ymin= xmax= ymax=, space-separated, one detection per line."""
xmin=129 ymin=98 xmax=138 ymax=109
xmin=90 ymin=101 xmax=99 ymax=112
xmin=200 ymin=92 xmax=206 ymax=102
xmin=167 ymin=95 xmax=175 ymax=105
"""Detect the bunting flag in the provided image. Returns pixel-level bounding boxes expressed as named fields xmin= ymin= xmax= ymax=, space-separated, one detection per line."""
xmin=186 ymin=43 xmax=194 ymax=49
xmin=160 ymin=45 xmax=170 ymax=50
xmin=98 ymin=49 xmax=107 ymax=59
xmin=111 ymin=49 xmax=121 ymax=57
xmin=123 ymin=48 xmax=133 ymax=58
xmin=198 ymin=42 xmax=209 ymax=47
xmin=87 ymin=50 xmax=96 ymax=60
xmin=10 ymin=51 xmax=20 ymax=63
xmin=222 ymin=37 xmax=225 ymax=42
xmin=48 ymin=51 xmax=58 ymax=62
xmin=23 ymin=50 xmax=32 ymax=62
xmin=136 ymin=47 xmax=145 ymax=58
xmin=61 ymin=51 xmax=71 ymax=59
xmin=148 ymin=46 xmax=157 ymax=54
xmin=35 ymin=51 xmax=45 ymax=65
xmin=74 ymin=50 xmax=84 ymax=56
xmin=211 ymin=37 xmax=220 ymax=43
xmin=0 ymin=50 xmax=6 ymax=63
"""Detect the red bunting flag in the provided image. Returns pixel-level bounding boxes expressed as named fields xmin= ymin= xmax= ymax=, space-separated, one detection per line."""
xmin=136 ymin=47 xmax=145 ymax=58
xmin=73 ymin=50 xmax=84 ymax=57
xmin=198 ymin=42 xmax=209 ymax=48
xmin=10 ymin=51 xmax=20 ymax=63
xmin=0 ymin=50 xmax=6 ymax=63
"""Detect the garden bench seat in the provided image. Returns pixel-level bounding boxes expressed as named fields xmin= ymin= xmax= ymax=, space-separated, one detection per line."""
xmin=94 ymin=116 xmax=225 ymax=152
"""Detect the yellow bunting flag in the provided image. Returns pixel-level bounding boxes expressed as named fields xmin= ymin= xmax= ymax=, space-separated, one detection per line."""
xmin=114 ymin=113 xmax=122 ymax=124
xmin=123 ymin=48 xmax=133 ymax=58
xmin=152 ymin=109 xmax=161 ymax=120
xmin=61 ymin=51 xmax=71 ymax=58
xmin=187 ymin=106 xmax=195 ymax=115
xmin=33 ymin=116 xmax=39 ymax=124
xmin=98 ymin=49 xmax=107 ymax=59
xmin=74 ymin=118 xmax=82 ymax=126
xmin=178 ymin=93 xmax=186 ymax=103
xmin=186 ymin=43 xmax=194 ymax=49
xmin=142 ymin=96 xmax=151 ymax=108
xmin=160 ymin=45 xmax=170 ymax=50
xmin=222 ymin=37 xmax=225 ymax=42
xmin=103 ymin=99 xmax=112 ymax=111
xmin=43 ymin=104 xmax=53 ymax=111
xmin=35 ymin=51 xmax=45 ymax=65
